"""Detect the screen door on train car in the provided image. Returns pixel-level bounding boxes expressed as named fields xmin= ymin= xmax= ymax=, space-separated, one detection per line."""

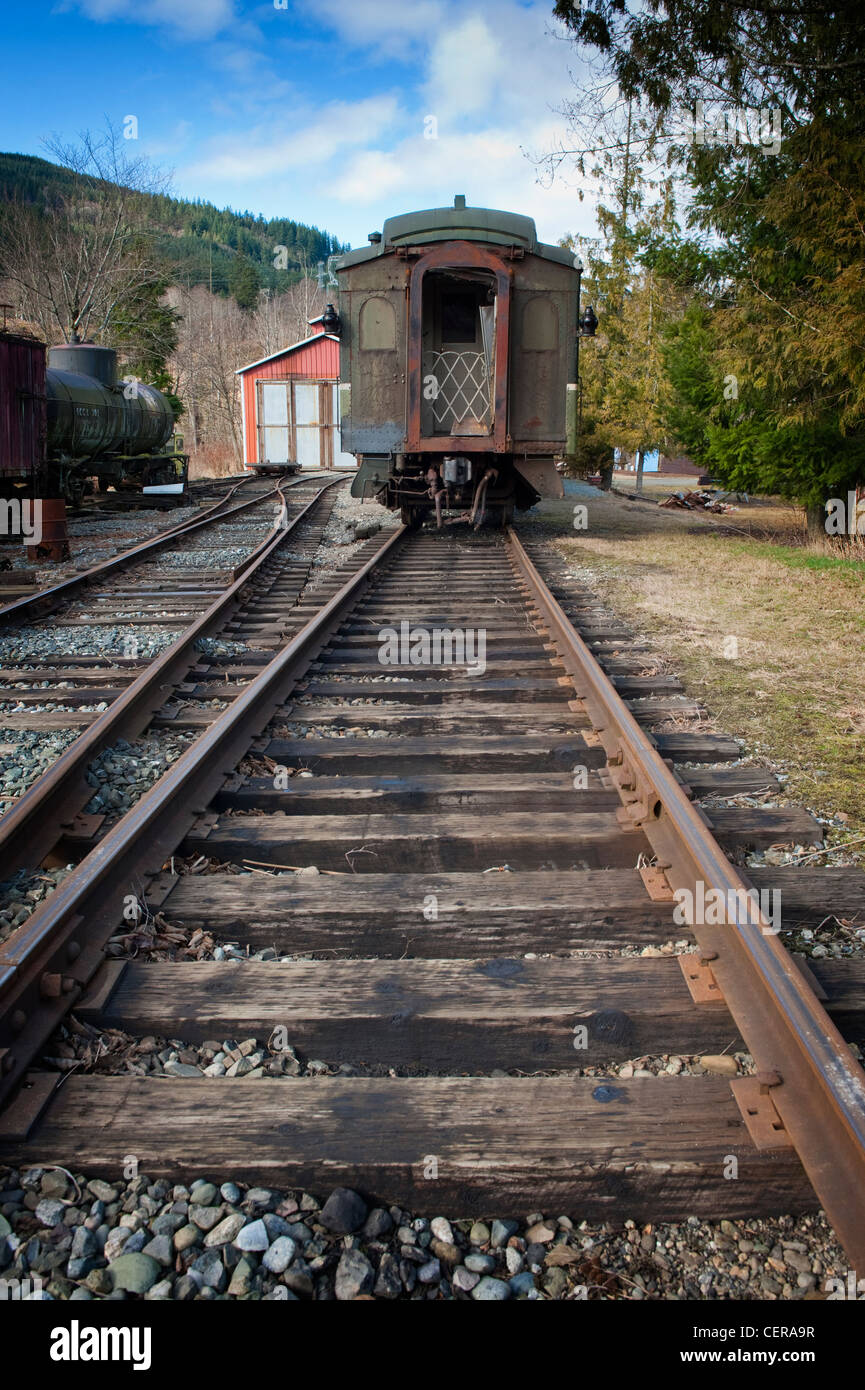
xmin=258 ymin=382 xmax=290 ymax=463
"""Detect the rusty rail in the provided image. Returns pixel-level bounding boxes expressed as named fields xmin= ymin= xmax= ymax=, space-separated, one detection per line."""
xmin=506 ymin=526 xmax=865 ymax=1272
xmin=0 ymin=520 xmax=407 ymax=1112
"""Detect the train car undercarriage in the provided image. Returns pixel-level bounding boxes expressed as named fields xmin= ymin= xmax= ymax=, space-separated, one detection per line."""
xmin=353 ymin=453 xmax=557 ymax=529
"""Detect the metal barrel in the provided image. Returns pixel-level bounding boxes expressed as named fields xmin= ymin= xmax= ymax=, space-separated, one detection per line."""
xmin=25 ymin=498 xmax=70 ymax=562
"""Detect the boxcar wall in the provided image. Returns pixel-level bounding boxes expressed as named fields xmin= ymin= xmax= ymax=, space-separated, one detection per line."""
xmin=0 ymin=333 xmax=47 ymax=492
xmin=510 ymin=254 xmax=578 ymax=447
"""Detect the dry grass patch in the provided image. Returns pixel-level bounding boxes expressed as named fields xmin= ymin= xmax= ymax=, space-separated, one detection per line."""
xmin=530 ymin=490 xmax=864 ymax=848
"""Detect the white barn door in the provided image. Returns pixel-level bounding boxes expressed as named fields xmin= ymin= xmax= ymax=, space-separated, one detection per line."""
xmin=256 ymin=377 xmax=356 ymax=469
xmin=259 ymin=382 xmax=290 ymax=463
xmin=293 ymin=383 xmax=323 ymax=469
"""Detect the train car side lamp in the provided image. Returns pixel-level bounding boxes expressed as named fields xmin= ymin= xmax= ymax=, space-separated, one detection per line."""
xmin=579 ymin=305 xmax=598 ymax=337
xmin=322 ymin=303 xmax=341 ymax=335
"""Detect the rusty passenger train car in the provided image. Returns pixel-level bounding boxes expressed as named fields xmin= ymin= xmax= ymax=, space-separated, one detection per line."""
xmin=334 ymin=196 xmax=595 ymax=526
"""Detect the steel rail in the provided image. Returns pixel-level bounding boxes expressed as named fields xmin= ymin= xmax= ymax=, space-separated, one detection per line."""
xmin=69 ymin=470 xmax=260 ymax=520
xmin=0 ymin=475 xmax=346 ymax=875
xmin=506 ymin=526 xmax=865 ymax=1271
xmin=0 ymin=520 xmax=407 ymax=1112
xmin=0 ymin=472 xmax=308 ymax=624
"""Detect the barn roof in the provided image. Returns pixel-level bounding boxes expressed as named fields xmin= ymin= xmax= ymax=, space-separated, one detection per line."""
xmin=235 ymin=332 xmax=340 ymax=376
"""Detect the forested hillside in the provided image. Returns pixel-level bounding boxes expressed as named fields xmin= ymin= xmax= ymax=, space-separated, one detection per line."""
xmin=0 ymin=151 xmax=347 ymax=298
xmin=0 ymin=139 xmax=344 ymax=469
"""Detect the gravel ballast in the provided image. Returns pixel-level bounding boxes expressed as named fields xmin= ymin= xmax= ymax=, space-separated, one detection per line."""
xmin=0 ymin=1164 xmax=848 ymax=1301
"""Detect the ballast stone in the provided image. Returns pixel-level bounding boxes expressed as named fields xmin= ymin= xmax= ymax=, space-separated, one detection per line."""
xmin=107 ymin=1251 xmax=161 ymax=1294
xmin=335 ymin=1248 xmax=374 ymax=1300
xmin=320 ymin=1187 xmax=368 ymax=1234
xmin=234 ymin=1218 xmax=270 ymax=1252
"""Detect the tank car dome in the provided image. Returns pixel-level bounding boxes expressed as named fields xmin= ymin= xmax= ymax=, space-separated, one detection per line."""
xmin=48 ymin=342 xmax=117 ymax=387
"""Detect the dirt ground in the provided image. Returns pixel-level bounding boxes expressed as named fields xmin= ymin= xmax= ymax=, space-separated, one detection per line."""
xmin=524 ymin=484 xmax=865 ymax=854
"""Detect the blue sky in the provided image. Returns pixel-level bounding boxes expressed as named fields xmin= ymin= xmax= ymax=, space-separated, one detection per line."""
xmin=0 ymin=0 xmax=602 ymax=250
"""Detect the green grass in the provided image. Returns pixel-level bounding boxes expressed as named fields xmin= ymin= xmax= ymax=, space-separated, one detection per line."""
xmin=724 ymin=539 xmax=865 ymax=577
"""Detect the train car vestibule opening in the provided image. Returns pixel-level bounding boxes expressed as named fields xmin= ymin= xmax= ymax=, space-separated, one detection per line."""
xmin=421 ymin=270 xmax=497 ymax=438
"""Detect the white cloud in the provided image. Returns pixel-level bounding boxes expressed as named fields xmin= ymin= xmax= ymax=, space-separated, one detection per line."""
xmin=426 ymin=15 xmax=504 ymax=117
xmin=182 ymin=94 xmax=402 ymax=183
xmin=295 ymin=0 xmax=446 ymax=53
xmin=312 ymin=2 xmax=597 ymax=245
xmin=69 ymin=0 xmax=237 ymax=39
xmin=159 ymin=0 xmax=601 ymax=247
xmin=330 ymin=125 xmax=597 ymax=247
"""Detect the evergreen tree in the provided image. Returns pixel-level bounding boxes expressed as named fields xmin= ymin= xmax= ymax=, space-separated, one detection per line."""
xmin=228 ymin=254 xmax=260 ymax=312
xmin=553 ymin=0 xmax=865 ymax=518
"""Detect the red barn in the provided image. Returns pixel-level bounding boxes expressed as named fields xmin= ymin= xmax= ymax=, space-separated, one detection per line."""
xmin=236 ymin=325 xmax=355 ymax=471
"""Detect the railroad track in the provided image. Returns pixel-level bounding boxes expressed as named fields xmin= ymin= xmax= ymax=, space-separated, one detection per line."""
xmin=1 ymin=522 xmax=864 ymax=1290
xmin=0 ymin=474 xmax=359 ymax=889
xmin=0 ymin=474 xmax=341 ymax=830
xmin=0 ymin=472 xmax=320 ymax=629
xmin=65 ymin=469 xmax=281 ymax=518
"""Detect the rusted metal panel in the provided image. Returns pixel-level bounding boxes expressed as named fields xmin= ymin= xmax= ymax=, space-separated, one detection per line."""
xmin=516 ymin=458 xmax=563 ymax=499
xmin=339 ymin=271 xmax=407 ymax=456
xmin=0 ymin=332 xmax=46 ymax=480
xmin=336 ymin=221 xmax=581 ymax=463
xmin=511 ymin=268 xmax=577 ymax=444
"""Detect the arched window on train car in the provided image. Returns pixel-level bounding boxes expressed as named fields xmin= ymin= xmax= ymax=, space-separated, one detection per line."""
xmin=521 ymin=296 xmax=558 ymax=351
xmin=359 ymin=297 xmax=397 ymax=351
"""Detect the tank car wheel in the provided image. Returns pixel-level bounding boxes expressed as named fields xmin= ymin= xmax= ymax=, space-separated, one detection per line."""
xmin=66 ymin=475 xmax=86 ymax=508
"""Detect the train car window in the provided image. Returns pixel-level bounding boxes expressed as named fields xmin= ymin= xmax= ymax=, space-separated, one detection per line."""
xmin=522 ymin=296 xmax=558 ymax=351
xmin=359 ymin=297 xmax=396 ymax=351
xmin=441 ymin=292 xmax=477 ymax=344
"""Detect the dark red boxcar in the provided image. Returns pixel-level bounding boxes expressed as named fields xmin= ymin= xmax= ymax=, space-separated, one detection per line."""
xmin=0 ymin=332 xmax=46 ymax=483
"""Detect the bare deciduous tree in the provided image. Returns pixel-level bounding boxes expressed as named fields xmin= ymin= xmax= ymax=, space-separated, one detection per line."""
xmin=171 ymin=278 xmax=326 ymax=472
xmin=0 ymin=123 xmax=171 ymax=346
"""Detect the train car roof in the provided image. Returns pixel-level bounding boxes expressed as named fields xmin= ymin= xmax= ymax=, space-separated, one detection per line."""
xmin=336 ymin=198 xmax=576 ymax=270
